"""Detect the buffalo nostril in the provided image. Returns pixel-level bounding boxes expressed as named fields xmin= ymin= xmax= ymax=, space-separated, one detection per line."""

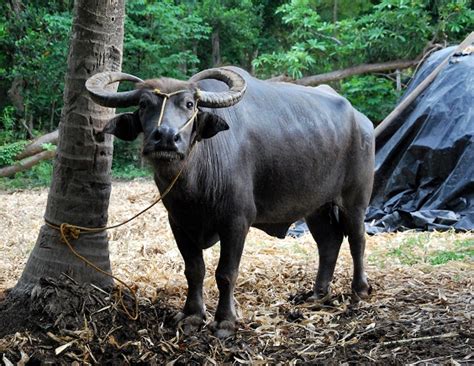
xmin=153 ymin=130 xmax=162 ymax=141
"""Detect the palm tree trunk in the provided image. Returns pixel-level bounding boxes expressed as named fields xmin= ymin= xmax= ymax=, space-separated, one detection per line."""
xmin=12 ymin=0 xmax=125 ymax=295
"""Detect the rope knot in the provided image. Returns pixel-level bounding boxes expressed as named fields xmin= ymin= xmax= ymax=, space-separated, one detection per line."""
xmin=60 ymin=223 xmax=81 ymax=241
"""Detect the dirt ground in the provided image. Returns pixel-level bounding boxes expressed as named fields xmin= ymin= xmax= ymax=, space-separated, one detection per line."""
xmin=0 ymin=181 xmax=472 ymax=364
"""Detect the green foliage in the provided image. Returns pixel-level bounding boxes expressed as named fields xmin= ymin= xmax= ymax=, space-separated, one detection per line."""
xmin=253 ymin=0 xmax=472 ymax=79
xmin=112 ymin=164 xmax=151 ymax=180
xmin=426 ymin=236 xmax=473 ymax=265
xmin=252 ymin=0 xmax=472 ymax=124
xmin=0 ymin=0 xmax=472 ymax=187
xmin=194 ymin=0 xmax=263 ymax=69
xmin=0 ymin=106 xmax=17 ymax=144
xmin=41 ymin=142 xmax=57 ymax=152
xmin=427 ymin=249 xmax=472 ymax=265
xmin=0 ymin=160 xmax=53 ymax=189
xmin=387 ymin=234 xmax=428 ymax=265
xmin=0 ymin=140 xmax=27 ymax=166
xmin=384 ymin=233 xmax=473 ymax=266
xmin=341 ymin=75 xmax=400 ymax=123
xmin=124 ymin=0 xmax=211 ymax=79
xmin=111 ymin=138 xmax=151 ymax=180
xmin=437 ymin=0 xmax=474 ymax=39
xmin=355 ymin=0 xmax=432 ymax=62
xmin=1 ymin=5 xmax=71 ymax=131
xmin=0 ymin=105 xmax=28 ymax=166
xmin=454 ymin=238 xmax=474 ymax=248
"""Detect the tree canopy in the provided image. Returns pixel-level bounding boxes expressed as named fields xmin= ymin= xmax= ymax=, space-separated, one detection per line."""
xmin=0 ymin=0 xmax=472 ymax=186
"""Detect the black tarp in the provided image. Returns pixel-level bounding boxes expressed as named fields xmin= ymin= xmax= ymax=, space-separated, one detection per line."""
xmin=287 ymin=46 xmax=474 ymax=237
xmin=366 ymin=46 xmax=474 ymax=233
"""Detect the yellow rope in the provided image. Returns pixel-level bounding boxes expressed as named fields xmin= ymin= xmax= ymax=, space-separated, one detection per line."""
xmin=46 ymin=141 xmax=197 ymax=320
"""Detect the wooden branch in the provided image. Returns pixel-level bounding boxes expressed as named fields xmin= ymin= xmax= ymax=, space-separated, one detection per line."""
xmin=0 ymin=149 xmax=55 ymax=178
xmin=295 ymin=59 xmax=419 ymax=86
xmin=375 ymin=32 xmax=474 ymax=146
xmin=15 ymin=130 xmax=58 ymax=160
xmin=267 ymin=59 xmax=420 ymax=85
xmin=267 ymin=74 xmax=292 ymax=82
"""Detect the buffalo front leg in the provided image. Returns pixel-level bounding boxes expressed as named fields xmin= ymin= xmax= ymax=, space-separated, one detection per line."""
xmin=213 ymin=218 xmax=249 ymax=338
xmin=306 ymin=206 xmax=344 ymax=302
xmin=169 ymin=220 xmax=206 ymax=331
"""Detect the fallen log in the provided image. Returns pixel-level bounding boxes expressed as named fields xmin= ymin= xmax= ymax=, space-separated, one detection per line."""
xmin=267 ymin=59 xmax=420 ymax=85
xmin=296 ymin=59 xmax=419 ymax=86
xmin=0 ymin=149 xmax=56 ymax=178
xmin=15 ymin=130 xmax=58 ymax=160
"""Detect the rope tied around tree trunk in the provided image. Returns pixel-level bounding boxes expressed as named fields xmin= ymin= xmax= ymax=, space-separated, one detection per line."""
xmin=45 ymin=139 xmax=198 ymax=321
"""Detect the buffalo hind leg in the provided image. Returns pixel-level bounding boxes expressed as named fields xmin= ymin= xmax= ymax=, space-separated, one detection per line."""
xmin=169 ymin=219 xmax=206 ymax=332
xmin=306 ymin=205 xmax=344 ymax=302
xmin=340 ymin=208 xmax=371 ymax=299
xmin=212 ymin=217 xmax=249 ymax=338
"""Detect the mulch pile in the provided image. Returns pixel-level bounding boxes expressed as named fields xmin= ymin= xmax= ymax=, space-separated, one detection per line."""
xmin=0 ymin=181 xmax=472 ymax=364
xmin=0 ymin=267 xmax=472 ymax=364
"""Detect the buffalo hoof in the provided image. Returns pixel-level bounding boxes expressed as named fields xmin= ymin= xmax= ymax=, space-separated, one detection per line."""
xmin=307 ymin=287 xmax=332 ymax=306
xmin=352 ymin=283 xmax=372 ymax=301
xmin=210 ymin=320 xmax=236 ymax=339
xmin=174 ymin=312 xmax=204 ymax=335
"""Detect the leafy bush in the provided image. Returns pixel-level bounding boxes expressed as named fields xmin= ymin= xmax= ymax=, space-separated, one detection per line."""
xmin=0 ymin=105 xmax=28 ymax=166
xmin=341 ymin=75 xmax=400 ymax=124
xmin=111 ymin=138 xmax=151 ymax=180
xmin=2 ymin=8 xmax=71 ymax=132
xmin=124 ymin=1 xmax=210 ymax=79
xmin=112 ymin=164 xmax=151 ymax=180
xmin=0 ymin=140 xmax=27 ymax=166
xmin=253 ymin=0 xmax=473 ymax=79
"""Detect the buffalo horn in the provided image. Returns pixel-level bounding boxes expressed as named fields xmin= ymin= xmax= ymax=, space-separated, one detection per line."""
xmin=189 ymin=68 xmax=246 ymax=108
xmin=85 ymin=72 xmax=144 ymax=108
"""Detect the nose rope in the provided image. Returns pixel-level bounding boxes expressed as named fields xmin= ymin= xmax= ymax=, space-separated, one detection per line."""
xmin=153 ymin=89 xmax=200 ymax=132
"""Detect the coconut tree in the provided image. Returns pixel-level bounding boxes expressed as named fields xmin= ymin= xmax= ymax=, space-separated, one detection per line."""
xmin=12 ymin=0 xmax=125 ymax=295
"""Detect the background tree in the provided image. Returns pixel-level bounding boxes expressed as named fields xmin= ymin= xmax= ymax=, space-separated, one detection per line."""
xmin=0 ymin=0 xmax=472 ymax=185
xmin=193 ymin=0 xmax=263 ymax=69
xmin=252 ymin=0 xmax=473 ymax=122
xmin=12 ymin=0 xmax=125 ymax=295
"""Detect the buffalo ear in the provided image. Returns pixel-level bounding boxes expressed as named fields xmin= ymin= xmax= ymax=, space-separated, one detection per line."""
xmin=102 ymin=111 xmax=142 ymax=141
xmin=196 ymin=111 xmax=229 ymax=141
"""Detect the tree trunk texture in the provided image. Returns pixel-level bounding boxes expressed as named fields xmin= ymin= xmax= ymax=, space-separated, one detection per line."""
xmin=7 ymin=1 xmax=25 ymax=114
xmin=7 ymin=77 xmax=25 ymax=114
xmin=13 ymin=0 xmax=125 ymax=295
xmin=211 ymin=29 xmax=221 ymax=66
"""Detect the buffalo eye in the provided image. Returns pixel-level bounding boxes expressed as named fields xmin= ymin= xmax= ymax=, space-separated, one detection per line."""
xmin=186 ymin=101 xmax=194 ymax=109
xmin=139 ymin=100 xmax=148 ymax=110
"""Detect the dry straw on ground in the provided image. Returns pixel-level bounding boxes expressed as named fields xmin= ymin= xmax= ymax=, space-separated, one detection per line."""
xmin=0 ymin=181 xmax=472 ymax=364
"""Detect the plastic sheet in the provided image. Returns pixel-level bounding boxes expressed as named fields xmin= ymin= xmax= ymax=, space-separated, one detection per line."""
xmin=366 ymin=46 xmax=474 ymax=233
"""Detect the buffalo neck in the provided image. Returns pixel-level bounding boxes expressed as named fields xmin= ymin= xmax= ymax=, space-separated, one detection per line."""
xmin=152 ymin=133 xmax=232 ymax=205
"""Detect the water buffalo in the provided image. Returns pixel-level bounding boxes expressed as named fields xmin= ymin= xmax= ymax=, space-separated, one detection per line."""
xmin=86 ymin=67 xmax=375 ymax=337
